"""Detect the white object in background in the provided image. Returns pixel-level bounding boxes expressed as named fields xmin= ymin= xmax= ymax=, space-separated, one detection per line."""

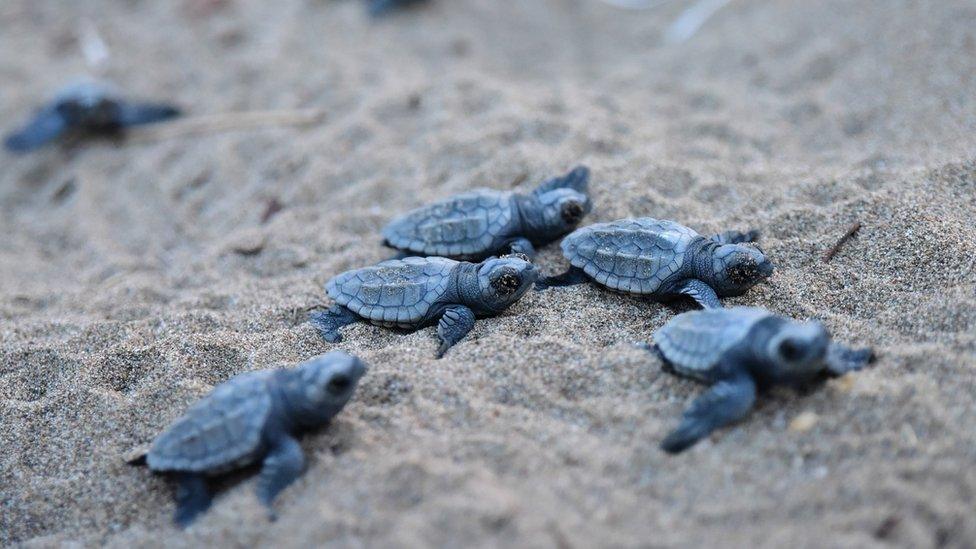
xmin=80 ymin=19 xmax=110 ymax=71
xmin=664 ymin=0 xmax=733 ymax=44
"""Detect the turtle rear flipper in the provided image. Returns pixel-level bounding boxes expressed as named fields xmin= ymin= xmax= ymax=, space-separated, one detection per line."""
xmin=310 ymin=305 xmax=359 ymax=343
xmin=534 ymin=165 xmax=590 ymax=195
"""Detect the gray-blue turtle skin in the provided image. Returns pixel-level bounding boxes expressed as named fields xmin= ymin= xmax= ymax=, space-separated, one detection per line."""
xmin=382 ymin=166 xmax=591 ymax=261
xmin=311 ymin=255 xmax=537 ymax=357
xmin=4 ymin=81 xmax=180 ymax=153
xmin=536 ymin=217 xmax=772 ymax=309
xmin=368 ymin=0 xmax=429 ymax=17
xmin=652 ymin=307 xmax=874 ymax=453
xmin=134 ymin=352 xmax=365 ymax=527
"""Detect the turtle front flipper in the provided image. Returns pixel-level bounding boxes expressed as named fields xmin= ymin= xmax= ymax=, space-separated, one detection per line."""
xmin=436 ymin=305 xmax=476 ymax=358
xmin=661 ymin=371 xmax=756 ymax=454
xmin=504 ymin=237 xmax=536 ymax=260
xmin=256 ymin=435 xmax=305 ymax=520
xmin=174 ymin=473 xmax=212 ymax=528
xmin=534 ymin=266 xmax=588 ymax=291
xmin=310 ymin=305 xmax=359 ymax=343
xmin=675 ymin=279 xmax=722 ymax=309
xmin=4 ymin=106 xmax=67 ymax=152
xmin=115 ymin=101 xmax=181 ymax=127
xmin=533 ymin=165 xmax=590 ymax=195
xmin=824 ymin=342 xmax=875 ymax=376
xmin=710 ymin=229 xmax=760 ymax=245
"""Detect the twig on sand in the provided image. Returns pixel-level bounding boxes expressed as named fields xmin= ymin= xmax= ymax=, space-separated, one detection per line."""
xmin=127 ymin=109 xmax=327 ymax=144
xmin=509 ymin=171 xmax=529 ymax=188
xmin=823 ymin=222 xmax=862 ymax=262
xmin=664 ymin=0 xmax=734 ymax=45
xmin=261 ymin=197 xmax=284 ymax=224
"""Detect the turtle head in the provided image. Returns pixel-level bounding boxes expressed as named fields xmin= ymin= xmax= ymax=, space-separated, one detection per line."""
xmin=530 ymin=188 xmax=591 ymax=239
xmin=291 ymin=351 xmax=366 ymax=424
xmin=765 ymin=320 xmax=830 ymax=380
xmin=707 ymin=243 xmax=773 ymax=296
xmin=475 ymin=256 xmax=538 ymax=311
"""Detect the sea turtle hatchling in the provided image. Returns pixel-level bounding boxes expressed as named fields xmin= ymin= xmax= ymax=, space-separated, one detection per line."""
xmin=535 ymin=217 xmax=772 ymax=308
xmin=651 ymin=307 xmax=874 ymax=453
xmin=129 ymin=352 xmax=365 ymax=527
xmin=311 ymin=255 xmax=537 ymax=357
xmin=4 ymin=80 xmax=180 ymax=153
xmin=382 ymin=166 xmax=591 ymax=261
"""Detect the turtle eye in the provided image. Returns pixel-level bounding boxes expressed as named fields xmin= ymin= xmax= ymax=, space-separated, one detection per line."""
xmin=778 ymin=339 xmax=803 ymax=362
xmin=491 ymin=270 xmax=521 ymax=294
xmin=560 ymin=202 xmax=584 ymax=224
xmin=326 ymin=375 xmax=351 ymax=395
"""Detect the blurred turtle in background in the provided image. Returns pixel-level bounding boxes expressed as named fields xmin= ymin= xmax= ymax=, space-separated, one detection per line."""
xmin=4 ymin=80 xmax=179 ymax=153
xmin=367 ymin=0 xmax=430 ymax=17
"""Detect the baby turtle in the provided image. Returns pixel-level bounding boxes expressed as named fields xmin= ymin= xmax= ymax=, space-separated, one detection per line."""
xmin=129 ymin=351 xmax=365 ymax=527
xmin=536 ymin=217 xmax=772 ymax=308
xmin=367 ymin=0 xmax=430 ymax=17
xmin=652 ymin=307 xmax=874 ymax=453
xmin=311 ymin=255 xmax=537 ymax=357
xmin=382 ymin=166 xmax=591 ymax=260
xmin=4 ymin=81 xmax=179 ymax=153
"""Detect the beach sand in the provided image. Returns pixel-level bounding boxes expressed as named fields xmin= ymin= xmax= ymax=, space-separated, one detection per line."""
xmin=1 ymin=0 xmax=975 ymax=546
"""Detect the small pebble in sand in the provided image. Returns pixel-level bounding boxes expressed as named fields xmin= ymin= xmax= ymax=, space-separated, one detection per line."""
xmin=789 ymin=411 xmax=820 ymax=433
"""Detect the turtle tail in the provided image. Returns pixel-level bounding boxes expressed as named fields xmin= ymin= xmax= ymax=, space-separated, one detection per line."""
xmin=126 ymin=452 xmax=148 ymax=466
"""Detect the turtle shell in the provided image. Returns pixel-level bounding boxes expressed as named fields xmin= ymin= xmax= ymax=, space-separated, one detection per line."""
xmin=561 ymin=218 xmax=701 ymax=294
xmin=654 ymin=307 xmax=771 ymax=379
xmin=327 ymin=257 xmax=457 ymax=326
xmin=382 ymin=190 xmax=517 ymax=258
xmin=147 ymin=370 xmax=273 ymax=474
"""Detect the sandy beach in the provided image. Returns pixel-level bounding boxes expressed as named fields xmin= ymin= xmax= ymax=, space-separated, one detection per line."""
xmin=1 ymin=0 xmax=975 ymax=546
